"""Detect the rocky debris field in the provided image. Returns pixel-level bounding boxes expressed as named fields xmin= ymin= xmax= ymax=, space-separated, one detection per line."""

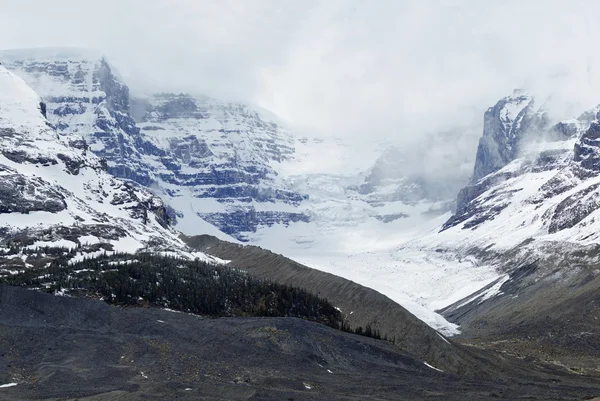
xmin=0 ymin=285 xmax=599 ymax=400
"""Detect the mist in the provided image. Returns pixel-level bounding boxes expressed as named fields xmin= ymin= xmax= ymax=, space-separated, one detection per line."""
xmin=1 ymin=0 xmax=600 ymax=144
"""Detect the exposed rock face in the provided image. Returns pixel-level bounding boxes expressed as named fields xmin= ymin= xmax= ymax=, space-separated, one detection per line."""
xmin=534 ymin=121 xmax=600 ymax=234
xmin=574 ymin=121 xmax=600 ymax=172
xmin=0 ymin=172 xmax=67 ymax=214
xmin=471 ymin=90 xmax=545 ymax=183
xmin=1 ymin=50 xmax=308 ymax=241
xmin=443 ymin=171 xmax=516 ymax=230
xmin=444 ymin=91 xmax=554 ymax=228
xmin=439 ymin=90 xmax=600 ymax=244
xmin=39 ymin=101 xmax=47 ymax=118
xmin=0 ymin=64 xmax=207 ymax=271
xmin=2 ymin=49 xmax=485 ymax=243
xmin=131 ymin=93 xmax=306 ymax=239
xmin=1 ymin=49 xmax=155 ymax=186
xmin=545 ymin=182 xmax=600 ymax=233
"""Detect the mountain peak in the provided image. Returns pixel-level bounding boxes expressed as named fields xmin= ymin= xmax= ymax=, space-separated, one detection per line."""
xmin=0 ymin=65 xmax=209 ymax=262
xmin=494 ymin=89 xmax=535 ymax=129
xmin=471 ymin=90 xmax=541 ymax=183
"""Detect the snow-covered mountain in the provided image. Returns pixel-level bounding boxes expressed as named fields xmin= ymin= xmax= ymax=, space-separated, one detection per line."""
xmin=0 ymin=48 xmax=468 ymax=245
xmin=0 ymin=48 xmax=486 ymax=334
xmin=3 ymin=45 xmax=600 ymax=360
xmin=439 ymin=94 xmax=600 ymax=250
xmin=470 ymin=89 xmax=549 ymax=183
xmin=0 ymin=49 xmax=312 ymax=241
xmin=390 ymin=91 xmax=600 ymax=314
xmin=256 ymin=90 xmax=600 ymax=334
xmin=130 ymin=92 xmax=309 ymax=237
xmin=0 ymin=64 xmax=214 ymax=274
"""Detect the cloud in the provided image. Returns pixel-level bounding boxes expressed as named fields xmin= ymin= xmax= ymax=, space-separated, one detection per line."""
xmin=1 ymin=0 xmax=599 ymax=143
xmin=259 ymin=0 xmax=600 ymax=141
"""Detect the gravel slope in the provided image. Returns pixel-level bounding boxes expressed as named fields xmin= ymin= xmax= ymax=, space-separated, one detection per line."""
xmin=1 ymin=285 xmax=599 ymax=400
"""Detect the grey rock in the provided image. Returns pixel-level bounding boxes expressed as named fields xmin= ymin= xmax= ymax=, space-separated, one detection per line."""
xmin=574 ymin=121 xmax=600 ymax=171
xmin=546 ymin=182 xmax=600 ymax=233
xmin=374 ymin=213 xmax=409 ymax=223
xmin=471 ymin=90 xmax=545 ymax=183
xmin=0 ymin=174 xmax=66 ymax=214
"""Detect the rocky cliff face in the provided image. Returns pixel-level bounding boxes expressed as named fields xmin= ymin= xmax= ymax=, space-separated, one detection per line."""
xmin=131 ymin=93 xmax=308 ymax=238
xmin=574 ymin=120 xmax=600 ymax=172
xmin=0 ymin=49 xmax=154 ymax=186
xmin=471 ymin=90 xmax=547 ymax=184
xmin=444 ymin=91 xmax=553 ymax=226
xmin=1 ymin=49 xmax=308 ymax=241
xmin=0 ymin=64 xmax=211 ymax=273
xmin=440 ymin=89 xmax=600 ymax=242
xmin=2 ymin=48 xmax=479 ymax=245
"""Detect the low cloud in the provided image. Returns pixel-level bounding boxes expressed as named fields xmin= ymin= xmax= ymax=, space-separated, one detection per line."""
xmin=1 ymin=0 xmax=599 ymax=145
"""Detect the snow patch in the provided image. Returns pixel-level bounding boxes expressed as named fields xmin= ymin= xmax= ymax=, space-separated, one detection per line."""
xmin=423 ymin=362 xmax=444 ymax=373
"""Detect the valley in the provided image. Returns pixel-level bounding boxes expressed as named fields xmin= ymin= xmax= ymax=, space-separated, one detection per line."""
xmin=0 ymin=46 xmax=600 ymax=399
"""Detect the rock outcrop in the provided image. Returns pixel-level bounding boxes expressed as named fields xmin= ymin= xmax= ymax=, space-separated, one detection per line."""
xmin=471 ymin=90 xmax=546 ymax=183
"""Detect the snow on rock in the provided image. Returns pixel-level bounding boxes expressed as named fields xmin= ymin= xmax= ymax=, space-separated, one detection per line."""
xmin=438 ymin=112 xmax=600 ymax=253
xmin=0 ymin=65 xmax=217 ymax=270
xmin=423 ymin=362 xmax=444 ymax=373
xmin=471 ymin=89 xmax=546 ymax=183
xmin=1 ymin=49 xmax=476 ymax=245
xmin=132 ymin=92 xmax=308 ymax=240
xmin=0 ymin=50 xmax=505 ymax=336
xmin=0 ymin=50 xmax=308 ymax=242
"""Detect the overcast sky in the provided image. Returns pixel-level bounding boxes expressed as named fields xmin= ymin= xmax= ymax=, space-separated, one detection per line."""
xmin=1 ymin=0 xmax=599 ymax=141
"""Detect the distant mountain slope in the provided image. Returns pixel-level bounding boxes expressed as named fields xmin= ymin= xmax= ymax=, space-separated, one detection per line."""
xmin=471 ymin=90 xmax=547 ymax=183
xmin=440 ymin=251 xmax=600 ymax=373
xmin=0 ymin=49 xmax=307 ymax=241
xmin=0 ymin=48 xmax=476 ymax=245
xmin=130 ymin=92 xmax=308 ymax=238
xmin=438 ymin=93 xmax=600 ymax=248
xmin=394 ymin=92 xmax=600 ymax=369
xmin=0 ymin=49 xmax=492 ymax=338
xmin=13 ymin=48 xmax=600 ymax=348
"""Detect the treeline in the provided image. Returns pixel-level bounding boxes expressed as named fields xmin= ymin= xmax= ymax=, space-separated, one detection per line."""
xmin=0 ymin=252 xmax=384 ymax=340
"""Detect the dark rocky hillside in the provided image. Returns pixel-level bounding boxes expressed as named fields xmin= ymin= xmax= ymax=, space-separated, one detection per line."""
xmin=181 ymin=234 xmax=471 ymax=374
xmin=440 ymin=245 xmax=600 ymax=374
xmin=0 ymin=253 xmax=346 ymax=331
xmin=1 ymin=285 xmax=599 ymax=400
